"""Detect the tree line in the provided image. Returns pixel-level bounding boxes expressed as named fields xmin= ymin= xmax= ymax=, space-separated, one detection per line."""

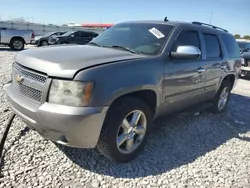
xmin=234 ymin=34 xmax=250 ymax=40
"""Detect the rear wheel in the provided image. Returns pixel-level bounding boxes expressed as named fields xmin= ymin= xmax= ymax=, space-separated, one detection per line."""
xmin=10 ymin=38 xmax=24 ymax=50
xmin=96 ymin=97 xmax=153 ymax=162
xmin=210 ymin=81 xmax=231 ymax=114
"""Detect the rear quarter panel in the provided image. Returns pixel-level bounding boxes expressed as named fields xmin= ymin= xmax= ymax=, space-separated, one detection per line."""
xmin=217 ymin=33 xmax=241 ymax=91
xmin=74 ymin=57 xmax=165 ymax=108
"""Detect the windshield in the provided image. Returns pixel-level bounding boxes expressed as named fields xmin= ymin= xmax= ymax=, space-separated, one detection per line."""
xmin=43 ymin=32 xmax=55 ymax=37
xmin=91 ymin=23 xmax=174 ymax=55
xmin=61 ymin=31 xmax=75 ymax=37
xmin=237 ymin=42 xmax=246 ymax=50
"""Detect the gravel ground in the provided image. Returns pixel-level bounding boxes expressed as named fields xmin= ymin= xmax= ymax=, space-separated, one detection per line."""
xmin=0 ymin=46 xmax=250 ymax=188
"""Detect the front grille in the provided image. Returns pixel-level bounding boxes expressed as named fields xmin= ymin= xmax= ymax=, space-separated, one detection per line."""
xmin=13 ymin=80 xmax=42 ymax=102
xmin=13 ymin=62 xmax=46 ymax=83
xmin=12 ymin=62 xmax=47 ymax=103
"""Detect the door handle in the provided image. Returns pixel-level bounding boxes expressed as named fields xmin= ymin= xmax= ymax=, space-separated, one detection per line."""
xmin=221 ymin=65 xmax=227 ymax=69
xmin=197 ymin=67 xmax=205 ymax=73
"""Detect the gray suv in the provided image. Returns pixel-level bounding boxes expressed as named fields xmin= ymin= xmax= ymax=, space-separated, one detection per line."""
xmin=4 ymin=20 xmax=241 ymax=162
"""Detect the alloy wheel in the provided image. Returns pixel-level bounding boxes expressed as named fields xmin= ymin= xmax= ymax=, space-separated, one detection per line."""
xmin=116 ymin=110 xmax=147 ymax=154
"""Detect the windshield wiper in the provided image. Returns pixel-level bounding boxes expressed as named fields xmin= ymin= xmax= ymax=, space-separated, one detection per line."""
xmin=87 ymin=42 xmax=102 ymax=47
xmin=107 ymin=45 xmax=139 ymax=54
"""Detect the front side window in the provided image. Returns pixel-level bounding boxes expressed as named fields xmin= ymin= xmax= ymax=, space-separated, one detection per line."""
xmin=91 ymin=23 xmax=174 ymax=55
xmin=203 ymin=34 xmax=221 ymax=59
xmin=172 ymin=30 xmax=200 ymax=52
xmin=74 ymin=31 xmax=81 ymax=37
xmin=82 ymin=32 xmax=95 ymax=37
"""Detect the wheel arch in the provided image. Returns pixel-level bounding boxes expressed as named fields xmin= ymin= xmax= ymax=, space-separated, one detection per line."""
xmin=108 ymin=87 xmax=159 ymax=116
xmin=10 ymin=36 xmax=25 ymax=44
xmin=219 ymin=73 xmax=236 ymax=91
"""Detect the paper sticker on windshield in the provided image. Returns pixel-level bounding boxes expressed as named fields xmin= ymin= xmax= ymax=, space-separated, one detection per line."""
xmin=149 ymin=27 xmax=165 ymax=39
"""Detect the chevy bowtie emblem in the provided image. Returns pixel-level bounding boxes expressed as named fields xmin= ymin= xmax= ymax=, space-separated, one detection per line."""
xmin=16 ymin=74 xmax=24 ymax=84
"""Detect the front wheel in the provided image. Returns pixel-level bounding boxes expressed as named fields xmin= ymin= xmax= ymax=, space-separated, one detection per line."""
xmin=96 ymin=97 xmax=153 ymax=162
xmin=40 ymin=40 xmax=48 ymax=46
xmin=210 ymin=81 xmax=231 ymax=114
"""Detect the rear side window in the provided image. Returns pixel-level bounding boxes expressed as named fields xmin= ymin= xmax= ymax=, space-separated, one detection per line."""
xmin=203 ymin=34 xmax=221 ymax=59
xmin=222 ymin=34 xmax=240 ymax=58
xmin=172 ymin=30 xmax=200 ymax=51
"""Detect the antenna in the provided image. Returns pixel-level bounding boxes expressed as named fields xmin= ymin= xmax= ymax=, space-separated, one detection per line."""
xmin=164 ymin=17 xmax=169 ymax=22
xmin=209 ymin=12 xmax=213 ymax=24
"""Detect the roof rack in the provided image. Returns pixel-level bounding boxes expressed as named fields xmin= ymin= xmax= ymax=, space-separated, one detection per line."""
xmin=192 ymin=21 xmax=228 ymax=32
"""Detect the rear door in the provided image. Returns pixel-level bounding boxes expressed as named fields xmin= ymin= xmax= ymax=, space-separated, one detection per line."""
xmin=163 ymin=29 xmax=207 ymax=113
xmin=200 ymin=32 xmax=226 ymax=100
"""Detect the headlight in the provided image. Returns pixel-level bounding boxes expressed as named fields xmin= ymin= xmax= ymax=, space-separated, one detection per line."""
xmin=48 ymin=80 xmax=94 ymax=107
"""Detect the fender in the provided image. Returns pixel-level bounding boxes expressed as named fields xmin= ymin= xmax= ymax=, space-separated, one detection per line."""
xmin=74 ymin=57 xmax=165 ymax=107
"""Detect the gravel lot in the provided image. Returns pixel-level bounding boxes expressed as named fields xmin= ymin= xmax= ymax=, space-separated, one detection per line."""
xmin=0 ymin=46 xmax=250 ymax=188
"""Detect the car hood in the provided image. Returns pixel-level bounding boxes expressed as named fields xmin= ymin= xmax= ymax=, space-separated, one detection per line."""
xmin=15 ymin=45 xmax=144 ymax=78
xmin=34 ymin=36 xmax=43 ymax=41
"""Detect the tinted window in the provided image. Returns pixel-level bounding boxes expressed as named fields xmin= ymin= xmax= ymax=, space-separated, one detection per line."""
xmin=247 ymin=43 xmax=250 ymax=49
xmin=203 ymin=34 xmax=221 ymax=59
xmin=91 ymin=23 xmax=174 ymax=55
xmin=222 ymin=35 xmax=240 ymax=58
xmin=82 ymin=32 xmax=95 ymax=37
xmin=172 ymin=30 xmax=200 ymax=51
xmin=74 ymin=31 xmax=81 ymax=37
xmin=237 ymin=42 xmax=246 ymax=50
xmin=61 ymin=31 xmax=74 ymax=37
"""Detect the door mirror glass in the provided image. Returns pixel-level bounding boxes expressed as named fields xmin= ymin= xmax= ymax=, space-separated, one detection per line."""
xmin=170 ymin=45 xmax=201 ymax=59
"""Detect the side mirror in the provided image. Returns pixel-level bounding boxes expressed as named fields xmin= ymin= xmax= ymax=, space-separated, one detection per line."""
xmin=170 ymin=46 xmax=201 ymax=59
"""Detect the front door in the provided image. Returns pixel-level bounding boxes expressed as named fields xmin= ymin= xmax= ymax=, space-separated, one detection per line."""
xmin=162 ymin=29 xmax=206 ymax=114
xmin=70 ymin=31 xmax=82 ymax=44
xmin=81 ymin=31 xmax=94 ymax=44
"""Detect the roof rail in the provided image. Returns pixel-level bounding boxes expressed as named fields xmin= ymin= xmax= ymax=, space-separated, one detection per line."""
xmin=192 ymin=21 xmax=228 ymax=32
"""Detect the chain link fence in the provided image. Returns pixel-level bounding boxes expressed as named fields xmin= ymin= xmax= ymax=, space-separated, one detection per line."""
xmin=0 ymin=21 xmax=104 ymax=36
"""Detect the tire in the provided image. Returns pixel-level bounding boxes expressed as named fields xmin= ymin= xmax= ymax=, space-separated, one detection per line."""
xmin=40 ymin=40 xmax=48 ymax=46
xmin=209 ymin=80 xmax=232 ymax=114
xmin=10 ymin=38 xmax=24 ymax=50
xmin=96 ymin=97 xmax=153 ymax=162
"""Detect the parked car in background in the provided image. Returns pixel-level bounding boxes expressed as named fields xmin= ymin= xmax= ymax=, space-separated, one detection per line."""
xmin=31 ymin=35 xmax=42 ymax=44
xmin=237 ymin=39 xmax=250 ymax=54
xmin=52 ymin=30 xmax=98 ymax=45
xmin=36 ymin=31 xmax=66 ymax=46
xmin=4 ymin=19 xmax=241 ymax=162
xmin=237 ymin=39 xmax=250 ymax=77
xmin=240 ymin=51 xmax=250 ymax=78
xmin=0 ymin=28 xmax=35 ymax=50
